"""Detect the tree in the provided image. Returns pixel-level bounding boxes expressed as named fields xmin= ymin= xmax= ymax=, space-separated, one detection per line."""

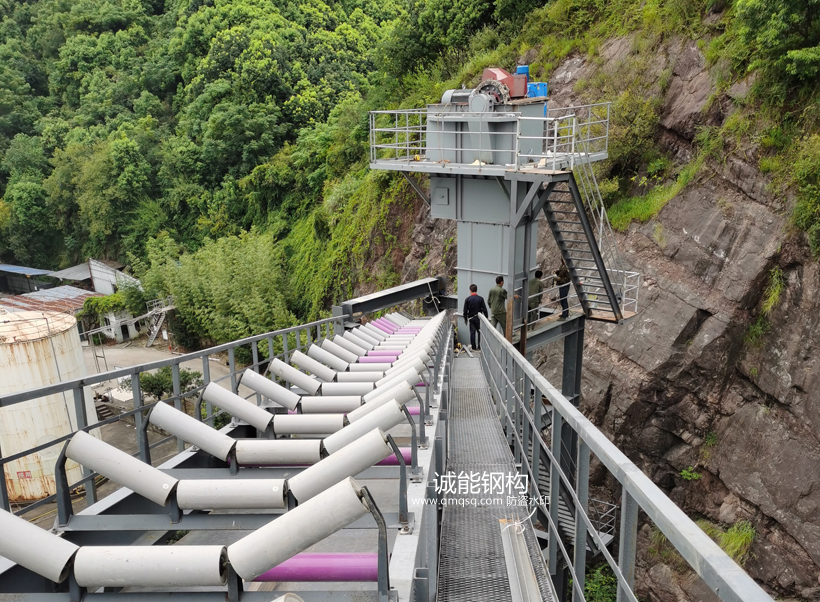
xmin=737 ymin=0 xmax=820 ymax=80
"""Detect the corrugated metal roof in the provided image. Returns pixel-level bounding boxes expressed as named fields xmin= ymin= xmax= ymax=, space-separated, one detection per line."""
xmin=0 ymin=264 xmax=52 ymax=277
xmin=0 ymin=286 xmax=102 ymax=314
xmin=49 ymin=263 xmax=92 ymax=281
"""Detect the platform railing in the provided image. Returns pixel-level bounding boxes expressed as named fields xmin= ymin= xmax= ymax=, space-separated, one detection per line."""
xmin=369 ymin=103 xmax=610 ymax=172
xmin=0 ymin=316 xmax=343 ymax=516
xmin=477 ymin=313 xmax=773 ymax=602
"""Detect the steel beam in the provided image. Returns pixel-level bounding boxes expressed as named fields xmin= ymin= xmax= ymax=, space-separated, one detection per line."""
xmin=333 ymin=278 xmax=445 ymax=319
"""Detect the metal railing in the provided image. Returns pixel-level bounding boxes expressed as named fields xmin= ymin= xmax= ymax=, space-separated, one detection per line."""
xmin=477 ymin=313 xmax=772 ymax=602
xmin=0 ymin=316 xmax=344 ymax=516
xmin=369 ymin=102 xmax=610 ymax=172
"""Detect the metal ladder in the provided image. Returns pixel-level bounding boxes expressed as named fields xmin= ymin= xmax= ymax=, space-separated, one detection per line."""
xmin=146 ymin=310 xmax=167 ymax=347
xmin=541 ymin=173 xmax=624 ymax=322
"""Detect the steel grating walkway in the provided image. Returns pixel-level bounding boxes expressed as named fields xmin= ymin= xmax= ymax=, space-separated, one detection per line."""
xmin=437 ymin=357 xmax=555 ymax=601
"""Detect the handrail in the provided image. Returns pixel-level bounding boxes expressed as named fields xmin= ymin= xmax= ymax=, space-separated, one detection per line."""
xmin=0 ymin=316 xmax=341 ymax=409
xmin=477 ymin=313 xmax=772 ymax=602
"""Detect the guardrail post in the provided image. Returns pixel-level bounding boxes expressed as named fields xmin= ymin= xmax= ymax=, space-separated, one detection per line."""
xmin=0 ymin=444 xmax=9 ymax=511
xmin=172 ymin=364 xmax=184 ymax=452
xmin=548 ymin=408 xmax=563 ymax=579
xmin=132 ymin=373 xmax=149 ymax=463
xmin=572 ymin=439 xmax=590 ymax=602
xmin=251 ymin=341 xmax=261 ymax=407
xmin=616 ymin=490 xmax=639 ymax=602
xmin=228 ymin=347 xmax=237 ymax=394
xmin=73 ymin=385 xmax=97 ymax=505
xmin=202 ymin=354 xmax=212 ymax=425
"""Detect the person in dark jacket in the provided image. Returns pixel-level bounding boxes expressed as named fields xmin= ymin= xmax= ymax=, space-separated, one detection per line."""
xmin=462 ymin=284 xmax=488 ymax=350
xmin=554 ymin=262 xmax=571 ymax=319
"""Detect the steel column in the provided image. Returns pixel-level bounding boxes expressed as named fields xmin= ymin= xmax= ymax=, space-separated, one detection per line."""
xmin=572 ymin=440 xmax=590 ymax=602
xmin=616 ymin=490 xmax=639 ymax=602
xmin=132 ymin=374 xmax=149 ymax=463
xmin=73 ymin=386 xmax=96 ymax=505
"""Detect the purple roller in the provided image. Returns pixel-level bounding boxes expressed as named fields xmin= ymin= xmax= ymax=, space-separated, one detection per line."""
xmin=371 ymin=321 xmax=392 ymax=334
xmin=254 ymin=553 xmax=377 ymax=582
xmin=368 ymin=350 xmax=402 ymax=356
xmin=373 ymin=320 xmax=396 ymax=333
xmin=358 ymin=356 xmax=395 ymax=364
xmin=377 ymin=447 xmax=413 ymax=465
xmin=376 ymin=317 xmax=398 ymax=330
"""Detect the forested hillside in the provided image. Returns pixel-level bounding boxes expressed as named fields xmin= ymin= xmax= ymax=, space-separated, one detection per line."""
xmin=1 ymin=0 xmax=819 ymax=351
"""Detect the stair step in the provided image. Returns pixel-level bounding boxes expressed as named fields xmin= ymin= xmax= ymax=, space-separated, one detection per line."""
xmin=550 ymin=219 xmax=586 ymax=225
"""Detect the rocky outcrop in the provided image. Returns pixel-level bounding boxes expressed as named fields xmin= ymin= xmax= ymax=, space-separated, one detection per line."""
xmin=540 ymin=34 xmax=820 ymax=601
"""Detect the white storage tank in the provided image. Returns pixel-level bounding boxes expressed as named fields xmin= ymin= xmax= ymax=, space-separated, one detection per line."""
xmin=0 ymin=311 xmax=99 ymax=501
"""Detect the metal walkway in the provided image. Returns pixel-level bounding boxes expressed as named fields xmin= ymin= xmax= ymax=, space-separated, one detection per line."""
xmin=438 ymin=356 xmax=554 ymax=601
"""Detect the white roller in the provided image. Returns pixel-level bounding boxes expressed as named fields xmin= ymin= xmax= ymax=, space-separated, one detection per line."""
xmin=330 ymin=335 xmax=366 ymax=357
xmin=290 ymin=350 xmax=337 ymax=382
xmin=337 ymin=371 xmax=383 ymax=382
xmin=399 ymin=342 xmax=432 ymax=355
xmin=392 ymin=352 xmax=431 ymax=370
xmin=394 ymin=348 xmax=431 ymax=364
xmin=347 ymin=382 xmax=415 ymax=422
xmin=382 ymin=314 xmax=404 ymax=326
xmin=66 ymin=431 xmax=178 ymax=507
xmin=357 ymin=332 xmax=383 ymax=348
xmin=344 ymin=331 xmax=374 ymax=350
xmin=273 ymin=596 xmax=306 ymax=602
xmin=320 ymin=382 xmax=374 ymax=396
xmin=269 ymin=358 xmax=322 ymax=395
xmin=374 ymin=368 xmax=421 ymax=392
xmin=273 ymin=414 xmax=346 ymax=435
xmin=149 ymin=401 xmax=235 ymax=462
xmin=242 ymin=370 xmax=300 ymax=410
xmin=349 ymin=362 xmax=392 ymax=372
xmin=385 ymin=357 xmax=425 ymax=378
xmin=361 ymin=324 xmax=387 ymax=340
xmin=307 ymin=344 xmax=349 ymax=372
xmin=203 ymin=383 xmax=273 ymax=432
xmin=321 ymin=338 xmax=360 ymax=362
xmin=74 ymin=546 xmax=227 ymax=588
xmin=227 ymin=477 xmax=369 ymax=580
xmin=235 ymin=439 xmax=321 ymax=465
xmin=288 ymin=430 xmax=391 ymax=501
xmin=323 ymin=401 xmax=406 ymax=454
xmin=176 ymin=479 xmax=286 ymax=509
xmin=0 ymin=509 xmax=78 ymax=583
xmin=351 ymin=328 xmax=379 ymax=345
xmin=300 ymin=396 xmax=361 ymax=414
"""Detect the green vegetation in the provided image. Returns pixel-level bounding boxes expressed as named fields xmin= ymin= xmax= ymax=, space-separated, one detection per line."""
xmin=648 ymin=527 xmax=688 ymax=572
xmin=680 ymin=466 xmax=702 ymax=481
xmin=745 ymin=266 xmax=786 ymax=347
xmin=697 ymin=519 xmax=756 ymax=565
xmin=700 ymin=431 xmax=717 ymax=462
xmin=140 ymin=367 xmax=202 ymax=400
xmin=609 ymin=158 xmax=701 ymax=230
xmin=583 ymin=565 xmax=617 ymax=602
xmin=1 ymin=0 xmax=819 ymax=348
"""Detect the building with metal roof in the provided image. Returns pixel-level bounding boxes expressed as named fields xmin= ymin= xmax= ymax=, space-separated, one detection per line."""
xmin=0 ymin=285 xmax=101 ymax=315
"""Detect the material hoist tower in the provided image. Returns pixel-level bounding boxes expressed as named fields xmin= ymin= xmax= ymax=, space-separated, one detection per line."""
xmin=369 ymin=67 xmax=640 ymax=353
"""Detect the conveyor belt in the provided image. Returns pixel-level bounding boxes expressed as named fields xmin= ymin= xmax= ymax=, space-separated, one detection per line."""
xmin=437 ymin=357 xmax=555 ymax=601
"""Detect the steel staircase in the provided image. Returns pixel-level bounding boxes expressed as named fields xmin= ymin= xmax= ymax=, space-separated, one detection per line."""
xmin=145 ymin=296 xmax=175 ymax=347
xmin=538 ymin=139 xmax=639 ymax=323
xmin=146 ymin=311 xmax=167 ymax=347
